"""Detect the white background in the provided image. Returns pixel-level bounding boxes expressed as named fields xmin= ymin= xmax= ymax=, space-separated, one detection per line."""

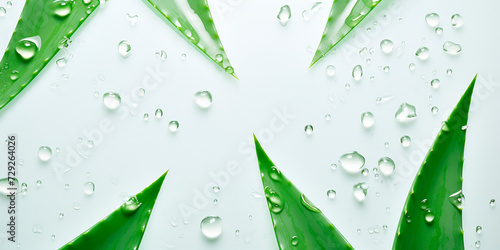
xmin=0 ymin=0 xmax=499 ymax=249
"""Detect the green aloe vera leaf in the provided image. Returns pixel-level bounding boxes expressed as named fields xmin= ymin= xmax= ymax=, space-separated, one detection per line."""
xmin=254 ymin=136 xmax=353 ymax=250
xmin=393 ymin=76 xmax=477 ymax=250
xmin=0 ymin=0 xmax=100 ymax=111
xmin=143 ymin=0 xmax=236 ymax=78
xmin=59 ymin=171 xmax=168 ymax=250
xmin=310 ymin=0 xmax=382 ymax=67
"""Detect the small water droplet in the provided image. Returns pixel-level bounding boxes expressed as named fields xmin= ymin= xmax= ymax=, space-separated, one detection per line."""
xmin=449 ymin=190 xmax=465 ymax=210
xmin=326 ymin=65 xmax=336 ymax=77
xmin=435 ymin=27 xmax=443 ymax=35
xmin=425 ymin=13 xmax=440 ymax=27
xmin=121 ymin=196 xmax=142 ymax=216
xmin=269 ymin=166 xmax=283 ymax=181
xmin=353 ymin=182 xmax=368 ymax=201
xmin=38 ymin=146 xmax=52 ymax=162
xmin=415 ymin=47 xmax=430 ymax=61
xmin=156 ymin=50 xmax=167 ymax=60
xmin=431 ymin=106 xmax=439 ymax=115
xmin=265 ymin=186 xmax=284 ymax=213
xmin=352 ymin=65 xmax=363 ymax=81
xmin=443 ymin=41 xmax=462 ymax=55
xmin=213 ymin=186 xmax=220 ymax=193
xmin=378 ymin=157 xmax=395 ymax=176
xmin=409 ymin=63 xmax=416 ymax=71
xmin=235 ymin=229 xmax=240 ymax=236
xmin=384 ymin=142 xmax=390 ymax=148
xmin=155 ymin=108 xmax=163 ymax=118
xmin=143 ymin=113 xmax=149 ymax=121
xmin=36 ymin=180 xmax=42 ymax=187
xmin=102 ymin=92 xmax=121 ymax=110
xmin=83 ymin=181 xmax=95 ymax=195
xmin=304 ymin=125 xmax=313 ymax=135
xmin=424 ymin=209 xmax=434 ymax=223
xmin=476 ymin=225 xmax=482 ymax=234
xmin=361 ymin=168 xmax=369 ymax=176
xmin=431 ymin=79 xmax=440 ymax=89
xmin=395 ymin=103 xmax=417 ymax=122
xmin=168 ymin=121 xmax=179 ymax=133
xmin=194 ymin=91 xmax=213 ymax=109
xmin=301 ymin=193 xmax=320 ymax=213
xmin=32 ymin=224 xmax=43 ymax=234
xmin=380 ymin=39 xmax=394 ymax=54
xmin=225 ymin=66 xmax=234 ymax=74
xmin=126 ymin=13 xmax=138 ymax=25
xmin=383 ymin=66 xmax=390 ymax=72
xmin=376 ymin=95 xmax=394 ymax=104
xmin=291 ymin=236 xmax=299 ymax=246
xmin=327 ymin=190 xmax=336 ymax=199
xmin=446 ymin=69 xmax=453 ymax=75
xmin=339 ymin=151 xmax=365 ymax=174
xmin=0 ymin=7 xmax=6 ymax=16
xmin=20 ymin=183 xmax=27 ymax=195
xmin=51 ymin=0 xmax=74 ymax=18
xmin=357 ymin=229 xmax=361 ymax=233
xmin=475 ymin=240 xmax=481 ymax=248
xmin=56 ymin=58 xmax=67 ymax=67
xmin=331 ymin=163 xmax=337 ymax=170
xmin=277 ymin=5 xmax=291 ymax=26
xmin=200 ymin=216 xmax=223 ymax=239
xmin=400 ymin=135 xmax=411 ymax=147
xmin=118 ymin=40 xmax=131 ymax=57
xmin=59 ymin=213 xmax=64 ymax=219
xmin=325 ymin=114 xmax=331 ymax=121
xmin=451 ymin=14 xmax=464 ymax=28
xmin=361 ymin=112 xmax=375 ymax=128
xmin=215 ymin=54 xmax=223 ymax=62
xmin=65 ymin=184 xmax=69 ymax=189
xmin=137 ymin=88 xmax=146 ymax=97
xmin=490 ymin=199 xmax=496 ymax=206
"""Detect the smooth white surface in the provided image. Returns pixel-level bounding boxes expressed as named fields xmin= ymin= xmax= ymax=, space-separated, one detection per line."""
xmin=0 ymin=0 xmax=499 ymax=249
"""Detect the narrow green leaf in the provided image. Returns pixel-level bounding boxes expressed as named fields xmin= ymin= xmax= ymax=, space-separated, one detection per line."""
xmin=0 ymin=0 xmax=100 ymax=111
xmin=143 ymin=0 xmax=236 ymax=78
xmin=59 ymin=171 xmax=168 ymax=250
xmin=393 ymin=76 xmax=477 ymax=250
xmin=310 ymin=0 xmax=382 ymax=67
xmin=254 ymin=136 xmax=353 ymax=250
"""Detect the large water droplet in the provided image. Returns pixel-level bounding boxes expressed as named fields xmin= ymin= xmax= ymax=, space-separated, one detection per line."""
xmin=194 ymin=91 xmax=213 ymax=109
xmin=51 ymin=0 xmax=74 ymax=18
xmin=200 ymin=216 xmax=222 ymax=239
xmin=38 ymin=146 xmax=52 ymax=162
xmin=395 ymin=103 xmax=417 ymax=122
xmin=424 ymin=209 xmax=434 ymax=223
xmin=102 ymin=92 xmax=121 ymax=110
xmin=380 ymin=39 xmax=394 ymax=54
xmin=301 ymin=193 xmax=320 ymax=213
xmin=0 ymin=178 xmax=18 ymax=196
xmin=449 ymin=190 xmax=465 ymax=210
xmin=265 ymin=187 xmax=284 ymax=214
xmin=326 ymin=65 xmax=336 ymax=77
xmin=291 ymin=236 xmax=299 ymax=246
xmin=327 ymin=189 xmax=336 ymax=199
xmin=121 ymin=196 xmax=142 ymax=216
xmin=15 ymin=38 xmax=40 ymax=60
xmin=118 ymin=40 xmax=131 ymax=57
xmin=339 ymin=151 xmax=365 ymax=174
xmin=352 ymin=65 xmax=363 ymax=80
xmin=353 ymin=182 xmax=368 ymax=201
xmin=415 ymin=47 xmax=430 ymax=61
xmin=304 ymin=125 xmax=313 ymax=135
xmin=400 ymin=135 xmax=411 ymax=147
xmin=443 ymin=41 xmax=462 ymax=55
xmin=451 ymin=14 xmax=463 ymax=28
xmin=378 ymin=157 xmax=395 ymax=176
xmin=277 ymin=5 xmax=291 ymax=26
xmin=425 ymin=13 xmax=440 ymax=27
xmin=361 ymin=112 xmax=375 ymax=128
xmin=83 ymin=181 xmax=95 ymax=195
xmin=168 ymin=121 xmax=179 ymax=133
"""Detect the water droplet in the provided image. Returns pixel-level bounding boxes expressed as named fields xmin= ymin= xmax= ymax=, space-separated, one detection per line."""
xmin=359 ymin=47 xmax=367 ymax=56
xmin=352 ymin=65 xmax=363 ymax=80
xmin=225 ymin=66 xmax=235 ymax=74
xmin=353 ymin=182 xmax=368 ymax=201
xmin=200 ymin=216 xmax=222 ymax=239
xmin=212 ymin=186 xmax=220 ymax=193
xmin=32 ymin=224 xmax=43 ymax=234
xmin=490 ymin=199 xmax=496 ymax=206
xmin=304 ymin=125 xmax=313 ymax=135
xmin=121 ymin=196 xmax=142 ymax=216
xmin=376 ymin=95 xmax=394 ymax=104
xmin=65 ymin=184 xmax=69 ymax=189
xmin=118 ymin=40 xmax=131 ymax=57
xmin=378 ymin=157 xmax=395 ymax=176
xmin=431 ymin=106 xmax=439 ymax=115
xmin=384 ymin=142 xmax=390 ymax=148
xmin=395 ymin=103 xmax=417 ymax=122
xmin=326 ymin=65 xmax=336 ymax=77
xmin=409 ymin=63 xmax=416 ymax=71
xmin=446 ymin=69 xmax=453 ymax=75
xmin=38 ymin=146 xmax=52 ymax=162
xmin=181 ymin=53 xmax=187 ymax=59
xmin=126 ymin=13 xmax=138 ymax=25
xmin=83 ymin=181 xmax=95 ymax=195
xmin=339 ymin=151 xmax=365 ymax=174
xmin=357 ymin=229 xmax=361 ymax=233
xmin=235 ymin=229 xmax=240 ymax=236
xmin=327 ymin=190 xmax=336 ymax=199
xmin=265 ymin=186 xmax=284 ymax=213
xmin=36 ymin=180 xmax=42 ymax=187
xmin=51 ymin=234 xmax=56 ymax=240
xmin=435 ymin=27 xmax=443 ymax=35
xmin=194 ymin=91 xmax=213 ymax=109
xmin=415 ymin=47 xmax=430 ymax=61
xmin=443 ymin=41 xmax=462 ymax=55
xmin=383 ymin=225 xmax=388 ymax=230
xmin=451 ymin=14 xmax=464 ymax=28
xmin=291 ymin=236 xmax=299 ymax=246
xmin=0 ymin=7 xmax=5 ymax=16
xmin=449 ymin=190 xmax=465 ymax=210
xmin=431 ymin=79 xmax=440 ymax=89
xmin=325 ymin=114 xmax=331 ymax=121
xmin=137 ymin=88 xmax=145 ymax=97
xmin=155 ymin=108 xmax=163 ymax=118
xmin=143 ymin=113 xmax=149 ymax=121
xmin=15 ymin=39 xmax=39 ymax=60
xmin=383 ymin=66 xmax=390 ymax=72
xmin=269 ymin=166 xmax=283 ymax=181
xmin=424 ymin=209 xmax=434 ymax=223
xmin=361 ymin=112 xmax=375 ymax=128
xmin=0 ymin=178 xmax=18 ymax=196
xmin=56 ymin=58 xmax=67 ymax=67
xmin=476 ymin=225 xmax=482 ymax=234
xmin=331 ymin=163 xmax=337 ymax=170
xmin=380 ymin=39 xmax=394 ymax=54
xmin=400 ymin=135 xmax=411 ymax=147
xmin=156 ymin=50 xmax=167 ymax=60
xmin=59 ymin=213 xmax=64 ymax=219
xmin=361 ymin=168 xmax=369 ymax=176
xmin=19 ymin=183 xmax=27 ymax=195
xmin=277 ymin=5 xmax=291 ymax=26
xmin=475 ymin=240 xmax=481 ymax=248
xmin=51 ymin=0 xmax=74 ymax=18
xmin=102 ymin=92 xmax=121 ymax=110
xmin=215 ymin=54 xmax=223 ymax=63
xmin=301 ymin=193 xmax=320 ymax=213
xmin=168 ymin=121 xmax=179 ymax=133
xmin=425 ymin=13 xmax=440 ymax=27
